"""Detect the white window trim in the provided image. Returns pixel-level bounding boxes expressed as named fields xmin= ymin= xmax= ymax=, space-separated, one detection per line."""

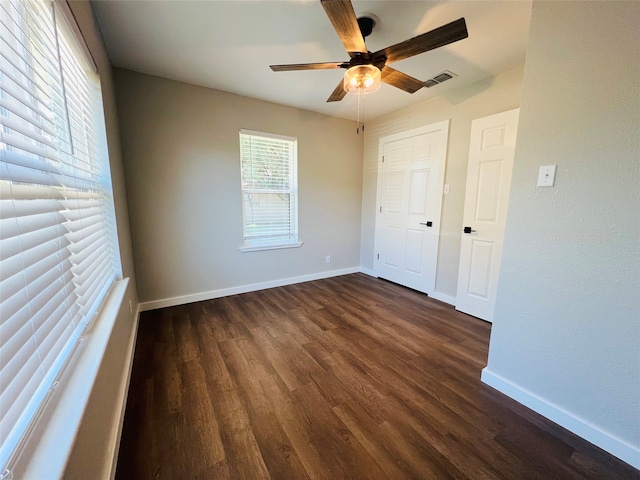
xmin=238 ymin=241 xmax=303 ymax=253
xmin=238 ymin=129 xmax=302 ymax=252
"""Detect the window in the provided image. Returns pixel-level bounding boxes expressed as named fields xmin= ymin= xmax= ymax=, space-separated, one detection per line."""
xmin=0 ymin=0 xmax=120 ymax=472
xmin=239 ymin=129 xmax=301 ymax=251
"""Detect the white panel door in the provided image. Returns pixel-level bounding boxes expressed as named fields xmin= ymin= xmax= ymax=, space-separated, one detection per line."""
xmin=376 ymin=121 xmax=449 ymax=295
xmin=456 ymin=108 xmax=520 ymax=322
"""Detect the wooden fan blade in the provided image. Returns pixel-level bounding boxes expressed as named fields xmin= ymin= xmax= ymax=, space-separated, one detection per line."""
xmin=327 ymin=79 xmax=347 ymax=102
xmin=381 ymin=67 xmax=424 ymax=94
xmin=270 ymin=62 xmax=346 ymax=72
xmin=374 ymin=18 xmax=468 ymax=65
xmin=321 ymin=0 xmax=367 ymax=55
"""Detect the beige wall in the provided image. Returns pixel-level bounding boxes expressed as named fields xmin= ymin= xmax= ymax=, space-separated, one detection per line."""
xmin=361 ymin=67 xmax=524 ymax=299
xmin=113 ymin=69 xmax=363 ymax=305
xmin=486 ymin=1 xmax=639 ymax=466
xmin=64 ymin=1 xmax=139 ymax=478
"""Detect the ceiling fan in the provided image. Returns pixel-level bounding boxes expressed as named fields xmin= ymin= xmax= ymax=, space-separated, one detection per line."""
xmin=270 ymin=0 xmax=469 ymax=102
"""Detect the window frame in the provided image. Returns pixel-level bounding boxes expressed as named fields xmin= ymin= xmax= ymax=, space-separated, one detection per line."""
xmin=0 ymin=0 xmax=121 ymax=474
xmin=238 ymin=129 xmax=302 ymax=252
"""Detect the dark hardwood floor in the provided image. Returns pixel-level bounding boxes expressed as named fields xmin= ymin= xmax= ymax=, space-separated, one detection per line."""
xmin=115 ymin=274 xmax=638 ymax=479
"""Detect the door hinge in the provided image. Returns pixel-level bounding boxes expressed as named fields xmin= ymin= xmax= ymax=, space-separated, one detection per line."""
xmin=382 ymin=156 xmax=385 ymax=163
xmin=377 ymin=253 xmax=380 ymax=260
xmin=379 ymin=206 xmax=382 ymax=213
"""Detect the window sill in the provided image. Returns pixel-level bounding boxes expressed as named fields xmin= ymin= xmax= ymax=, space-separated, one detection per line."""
xmin=12 ymin=279 xmax=130 ymax=480
xmin=239 ymin=241 xmax=304 ymax=253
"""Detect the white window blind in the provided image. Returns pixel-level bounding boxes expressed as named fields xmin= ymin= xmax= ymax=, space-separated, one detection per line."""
xmin=0 ymin=0 xmax=119 ymax=472
xmin=239 ymin=130 xmax=299 ymax=249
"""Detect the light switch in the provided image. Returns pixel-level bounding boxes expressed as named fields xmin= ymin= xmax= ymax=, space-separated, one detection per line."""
xmin=537 ymin=165 xmax=557 ymax=187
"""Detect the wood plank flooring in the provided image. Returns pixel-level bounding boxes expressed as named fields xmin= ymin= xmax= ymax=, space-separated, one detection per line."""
xmin=115 ymin=274 xmax=639 ymax=479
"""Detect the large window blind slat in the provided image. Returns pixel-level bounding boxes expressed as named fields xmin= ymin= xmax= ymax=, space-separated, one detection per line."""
xmin=61 ymin=206 xmax=103 ymax=225
xmin=69 ymin=234 xmax=107 ymax=268
xmin=1 ymin=149 xmax=62 ymax=176
xmin=0 ymin=48 xmax=65 ymax=124
xmin=0 ymin=0 xmax=63 ymax=87
xmin=1 ymin=323 xmax=39 ymax=389
xmin=37 ymin=314 xmax=74 ymax=376
xmin=5 ymin=212 xmax=63 ymax=238
xmin=1 ymin=110 xmax=59 ymax=149
xmin=0 ymin=267 xmax=25 ymax=304
xmin=27 ymin=263 xmax=69 ymax=309
xmin=0 ymin=183 xmax=65 ymax=201
xmin=0 ymin=354 xmax=46 ymax=468
xmin=0 ymin=211 xmax=63 ymax=239
xmin=0 ymin=38 xmax=59 ymax=104
xmin=0 ymin=63 xmax=66 ymax=132
xmin=61 ymin=71 xmax=91 ymax=119
xmin=64 ymin=220 xmax=103 ymax=247
xmin=0 ymin=0 xmax=120 ymax=471
xmin=60 ymin=198 xmax=102 ymax=213
xmin=0 ymin=157 xmax=61 ymax=186
xmin=26 ymin=270 xmax=73 ymax=321
xmin=0 ymin=198 xmax=61 ymax=219
xmin=1 ymin=0 xmax=59 ymax=61
xmin=0 ymin=284 xmax=29 ymax=322
xmin=0 ymin=94 xmax=58 ymax=138
xmin=0 ymin=345 xmax=44 ymax=433
xmin=0 ymin=304 xmax=32 ymax=363
xmin=58 ymin=175 xmax=102 ymax=192
xmin=0 ymin=248 xmax=64 ymax=304
xmin=22 ymin=239 xmax=65 ymax=274
xmin=73 ymin=247 xmax=109 ymax=288
xmin=1 ymin=132 xmax=63 ymax=165
xmin=27 ymin=285 xmax=77 ymax=346
xmin=74 ymin=252 xmax=109 ymax=299
xmin=0 ymin=238 xmax=67 ymax=281
xmin=0 ymin=223 xmax=64 ymax=259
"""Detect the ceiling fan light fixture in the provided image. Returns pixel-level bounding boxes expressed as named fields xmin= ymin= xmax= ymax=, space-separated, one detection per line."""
xmin=343 ymin=64 xmax=381 ymax=94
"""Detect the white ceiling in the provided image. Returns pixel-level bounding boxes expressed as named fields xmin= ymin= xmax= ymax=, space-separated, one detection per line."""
xmin=92 ymin=0 xmax=532 ymax=122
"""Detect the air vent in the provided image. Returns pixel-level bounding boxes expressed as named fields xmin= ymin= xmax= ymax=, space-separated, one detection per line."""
xmin=433 ymin=72 xmax=453 ymax=83
xmin=424 ymin=70 xmax=457 ymax=88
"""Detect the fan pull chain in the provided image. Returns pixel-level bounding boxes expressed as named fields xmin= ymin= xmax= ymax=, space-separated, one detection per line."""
xmin=358 ymin=92 xmax=361 ymax=134
xmin=356 ymin=88 xmax=365 ymax=134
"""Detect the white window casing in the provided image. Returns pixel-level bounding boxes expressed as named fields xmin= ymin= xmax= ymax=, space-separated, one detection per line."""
xmin=239 ymin=129 xmax=302 ymax=252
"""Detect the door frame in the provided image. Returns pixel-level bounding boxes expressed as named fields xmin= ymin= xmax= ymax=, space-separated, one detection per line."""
xmin=373 ymin=120 xmax=450 ymax=294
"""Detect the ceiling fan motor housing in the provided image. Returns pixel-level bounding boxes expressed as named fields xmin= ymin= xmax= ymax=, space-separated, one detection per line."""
xmin=357 ymin=15 xmax=377 ymax=38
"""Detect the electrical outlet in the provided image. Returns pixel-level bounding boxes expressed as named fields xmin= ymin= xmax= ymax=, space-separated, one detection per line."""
xmin=325 ymin=255 xmax=331 ymax=264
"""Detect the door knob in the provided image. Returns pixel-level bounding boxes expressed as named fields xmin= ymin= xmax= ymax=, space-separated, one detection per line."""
xmin=463 ymin=226 xmax=476 ymax=234
xmin=420 ymin=221 xmax=433 ymax=227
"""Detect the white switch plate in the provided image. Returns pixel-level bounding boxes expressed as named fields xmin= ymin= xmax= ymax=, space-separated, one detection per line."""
xmin=444 ymin=184 xmax=450 ymax=195
xmin=537 ymin=165 xmax=557 ymax=187
xmin=325 ymin=255 xmax=331 ymax=264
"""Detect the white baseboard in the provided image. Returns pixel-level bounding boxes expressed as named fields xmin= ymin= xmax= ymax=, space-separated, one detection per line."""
xmin=358 ymin=271 xmax=457 ymax=307
xmin=481 ymin=368 xmax=640 ymax=470
xmin=139 ymin=267 xmax=361 ymax=311
xmin=108 ymin=305 xmax=140 ymax=479
xmin=429 ymin=291 xmax=456 ymax=306
xmin=360 ymin=267 xmax=377 ymax=277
